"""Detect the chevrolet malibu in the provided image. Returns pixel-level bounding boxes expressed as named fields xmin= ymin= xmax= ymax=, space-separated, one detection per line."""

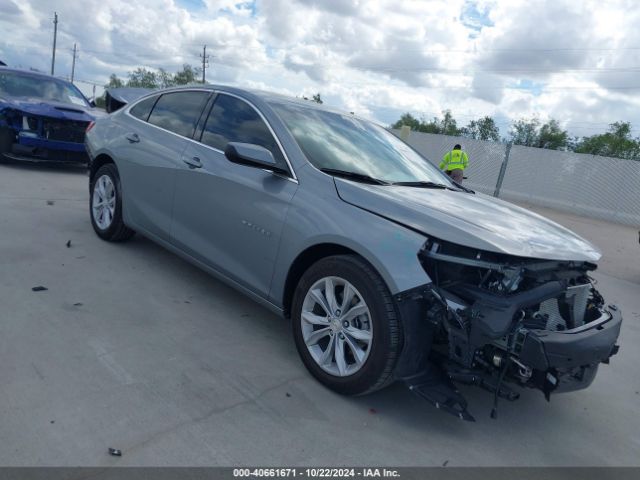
xmin=85 ymin=86 xmax=621 ymax=421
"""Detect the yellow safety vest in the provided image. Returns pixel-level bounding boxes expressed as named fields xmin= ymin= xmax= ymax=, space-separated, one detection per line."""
xmin=440 ymin=150 xmax=469 ymax=171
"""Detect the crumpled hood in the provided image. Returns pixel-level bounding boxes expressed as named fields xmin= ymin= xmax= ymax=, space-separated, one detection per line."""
xmin=335 ymin=179 xmax=601 ymax=262
xmin=0 ymin=97 xmax=99 ymax=122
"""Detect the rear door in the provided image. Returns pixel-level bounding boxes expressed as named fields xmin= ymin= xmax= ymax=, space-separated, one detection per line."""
xmin=117 ymin=90 xmax=211 ymax=241
xmin=171 ymin=93 xmax=298 ymax=297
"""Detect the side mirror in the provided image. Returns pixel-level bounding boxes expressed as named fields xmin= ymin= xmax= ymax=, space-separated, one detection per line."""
xmin=89 ymin=99 xmax=97 ymax=108
xmin=224 ymin=142 xmax=287 ymax=174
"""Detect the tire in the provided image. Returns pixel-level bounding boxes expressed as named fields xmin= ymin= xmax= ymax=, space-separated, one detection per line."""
xmin=89 ymin=163 xmax=135 ymax=242
xmin=292 ymin=255 xmax=402 ymax=396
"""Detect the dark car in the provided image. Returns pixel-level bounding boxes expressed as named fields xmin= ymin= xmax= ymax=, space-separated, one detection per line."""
xmin=0 ymin=68 xmax=101 ymax=164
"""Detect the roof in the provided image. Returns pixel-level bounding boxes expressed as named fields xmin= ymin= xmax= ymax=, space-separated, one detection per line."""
xmin=118 ymin=83 xmax=366 ymax=123
xmin=156 ymin=84 xmax=348 ymax=116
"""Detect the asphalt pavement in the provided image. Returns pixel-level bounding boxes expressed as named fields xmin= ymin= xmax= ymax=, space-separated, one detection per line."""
xmin=0 ymin=162 xmax=638 ymax=466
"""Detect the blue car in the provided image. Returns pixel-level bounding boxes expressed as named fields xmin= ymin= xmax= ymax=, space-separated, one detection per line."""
xmin=0 ymin=67 xmax=101 ymax=164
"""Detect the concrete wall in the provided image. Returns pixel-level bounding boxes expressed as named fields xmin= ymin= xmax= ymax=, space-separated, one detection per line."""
xmin=393 ymin=129 xmax=640 ymax=227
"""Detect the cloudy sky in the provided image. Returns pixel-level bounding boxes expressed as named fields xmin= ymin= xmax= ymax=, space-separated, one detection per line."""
xmin=1 ymin=0 xmax=639 ymax=137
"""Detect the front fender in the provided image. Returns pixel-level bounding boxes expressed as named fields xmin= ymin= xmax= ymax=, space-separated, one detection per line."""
xmin=269 ymin=171 xmax=430 ymax=306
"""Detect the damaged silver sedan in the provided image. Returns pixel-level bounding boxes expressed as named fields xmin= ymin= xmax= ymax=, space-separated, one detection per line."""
xmin=85 ymin=86 xmax=621 ymax=421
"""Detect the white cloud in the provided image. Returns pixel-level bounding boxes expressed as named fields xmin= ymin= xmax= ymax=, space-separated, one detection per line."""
xmin=0 ymin=0 xmax=639 ymax=137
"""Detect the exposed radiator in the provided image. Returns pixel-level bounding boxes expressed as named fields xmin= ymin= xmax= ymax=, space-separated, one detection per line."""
xmin=536 ymin=283 xmax=591 ymax=331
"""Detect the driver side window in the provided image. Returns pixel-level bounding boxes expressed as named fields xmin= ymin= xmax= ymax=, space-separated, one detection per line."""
xmin=200 ymin=94 xmax=287 ymax=171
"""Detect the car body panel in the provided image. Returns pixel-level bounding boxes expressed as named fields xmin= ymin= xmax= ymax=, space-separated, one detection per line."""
xmin=268 ymin=163 xmax=430 ymax=303
xmin=333 ymin=179 xmax=602 ymax=262
xmin=104 ymin=88 xmax=154 ymax=113
xmin=17 ymin=134 xmax=87 ymax=152
xmin=0 ymin=68 xmax=101 ymax=163
xmin=3 ymin=97 xmax=96 ymax=121
xmin=85 ymin=85 xmax=622 ymax=418
xmin=172 ymin=140 xmax=299 ymax=295
xmin=113 ymin=111 xmax=188 ymax=242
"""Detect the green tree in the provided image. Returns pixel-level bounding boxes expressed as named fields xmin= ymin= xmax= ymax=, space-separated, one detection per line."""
xmin=127 ymin=67 xmax=159 ymax=88
xmin=463 ymin=116 xmax=500 ymax=141
xmin=104 ymin=64 xmax=204 ymax=91
xmin=156 ymin=68 xmax=175 ymax=88
xmin=173 ymin=64 xmax=203 ymax=85
xmin=392 ymin=113 xmax=421 ymax=130
xmin=574 ymin=122 xmax=640 ymax=160
xmin=94 ymin=95 xmax=106 ymax=109
xmin=417 ymin=117 xmax=442 ymax=134
xmin=508 ymin=118 xmax=569 ymax=150
xmin=438 ymin=110 xmax=461 ymax=136
xmin=391 ymin=110 xmax=462 ymax=136
xmin=105 ymin=73 xmax=124 ymax=89
xmin=509 ymin=118 xmax=540 ymax=146
xmin=536 ymin=119 xmax=568 ymax=150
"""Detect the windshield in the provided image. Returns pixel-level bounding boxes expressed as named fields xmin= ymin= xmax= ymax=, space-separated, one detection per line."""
xmin=0 ymin=71 xmax=90 ymax=107
xmin=271 ymin=102 xmax=453 ymax=185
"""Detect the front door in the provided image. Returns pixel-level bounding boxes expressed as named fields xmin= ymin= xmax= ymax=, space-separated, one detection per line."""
xmin=171 ymin=93 xmax=298 ymax=298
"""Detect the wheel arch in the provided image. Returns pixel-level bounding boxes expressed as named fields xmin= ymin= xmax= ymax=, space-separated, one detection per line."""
xmin=282 ymin=243 xmax=389 ymax=318
xmin=89 ymin=153 xmax=116 ymax=184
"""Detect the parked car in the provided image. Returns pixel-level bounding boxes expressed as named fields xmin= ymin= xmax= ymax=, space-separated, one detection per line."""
xmin=104 ymin=87 xmax=154 ymax=113
xmin=85 ymin=86 xmax=622 ymax=421
xmin=0 ymin=67 xmax=101 ymax=164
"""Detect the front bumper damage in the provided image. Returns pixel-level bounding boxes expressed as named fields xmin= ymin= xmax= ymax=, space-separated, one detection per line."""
xmin=0 ymin=108 xmax=89 ymax=163
xmin=393 ymin=238 xmax=622 ymax=421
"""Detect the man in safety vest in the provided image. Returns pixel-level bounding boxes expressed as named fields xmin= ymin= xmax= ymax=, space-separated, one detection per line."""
xmin=439 ymin=144 xmax=469 ymax=184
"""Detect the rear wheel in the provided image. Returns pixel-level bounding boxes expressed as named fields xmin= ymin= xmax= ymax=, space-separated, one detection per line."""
xmin=90 ymin=163 xmax=135 ymax=241
xmin=292 ymin=255 xmax=401 ymax=395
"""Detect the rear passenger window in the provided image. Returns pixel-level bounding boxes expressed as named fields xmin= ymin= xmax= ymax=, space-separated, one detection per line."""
xmin=129 ymin=95 xmax=158 ymax=121
xmin=201 ymin=94 xmax=286 ymax=167
xmin=147 ymin=91 xmax=209 ymax=138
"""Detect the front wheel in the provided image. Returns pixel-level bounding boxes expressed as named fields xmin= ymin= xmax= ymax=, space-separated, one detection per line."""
xmin=90 ymin=163 xmax=135 ymax=242
xmin=292 ymin=255 xmax=402 ymax=395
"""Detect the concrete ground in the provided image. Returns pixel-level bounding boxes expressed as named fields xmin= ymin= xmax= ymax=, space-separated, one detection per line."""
xmin=0 ymin=162 xmax=638 ymax=466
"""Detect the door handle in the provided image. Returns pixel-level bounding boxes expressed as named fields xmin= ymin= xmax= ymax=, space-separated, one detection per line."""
xmin=183 ymin=156 xmax=202 ymax=169
xmin=126 ymin=133 xmax=140 ymax=143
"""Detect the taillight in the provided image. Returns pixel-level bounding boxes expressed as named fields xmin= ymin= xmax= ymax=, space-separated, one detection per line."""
xmin=86 ymin=121 xmax=95 ymax=133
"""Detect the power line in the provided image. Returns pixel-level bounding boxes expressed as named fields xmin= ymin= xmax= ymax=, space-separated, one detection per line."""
xmin=73 ymin=78 xmax=105 ymax=86
xmin=53 ymin=50 xmax=640 ymax=92
xmin=60 ymin=47 xmax=640 ymax=79
xmin=349 ymin=66 xmax=640 ymax=73
xmin=181 ymin=43 xmax=640 ymax=53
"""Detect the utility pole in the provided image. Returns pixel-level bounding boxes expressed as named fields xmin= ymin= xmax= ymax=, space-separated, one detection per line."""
xmin=200 ymin=45 xmax=209 ymax=83
xmin=70 ymin=43 xmax=77 ymax=82
xmin=51 ymin=12 xmax=58 ymax=75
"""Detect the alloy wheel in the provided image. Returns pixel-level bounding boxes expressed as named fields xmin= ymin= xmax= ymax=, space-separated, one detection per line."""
xmin=301 ymin=276 xmax=373 ymax=377
xmin=92 ymin=174 xmax=116 ymax=230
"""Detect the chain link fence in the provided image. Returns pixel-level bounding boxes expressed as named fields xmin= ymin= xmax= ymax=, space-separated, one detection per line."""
xmin=392 ymin=129 xmax=640 ymax=227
